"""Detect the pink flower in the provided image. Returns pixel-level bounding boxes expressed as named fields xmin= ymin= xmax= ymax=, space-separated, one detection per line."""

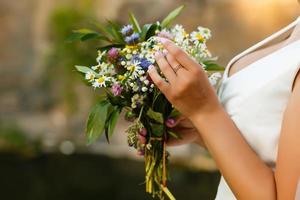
xmin=138 ymin=134 xmax=146 ymax=144
xmin=111 ymin=83 xmax=123 ymax=96
xmin=139 ymin=128 xmax=147 ymax=137
xmin=108 ymin=48 xmax=119 ymax=62
xmin=165 ymin=117 xmax=175 ymax=127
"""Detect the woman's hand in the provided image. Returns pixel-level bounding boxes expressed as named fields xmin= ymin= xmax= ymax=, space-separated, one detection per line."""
xmin=147 ymin=37 xmax=222 ymax=120
xmin=165 ymin=115 xmax=206 ymax=148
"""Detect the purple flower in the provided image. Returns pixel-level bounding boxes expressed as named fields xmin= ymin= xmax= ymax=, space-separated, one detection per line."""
xmin=107 ymin=48 xmax=119 ymax=62
xmin=121 ymin=24 xmax=134 ymax=36
xmin=125 ymin=33 xmax=139 ymax=45
xmin=140 ymin=58 xmax=152 ymax=70
xmin=111 ymin=83 xmax=123 ymax=96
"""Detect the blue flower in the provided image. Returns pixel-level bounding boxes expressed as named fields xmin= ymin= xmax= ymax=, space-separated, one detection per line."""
xmin=140 ymin=58 xmax=152 ymax=70
xmin=121 ymin=24 xmax=134 ymax=36
xmin=125 ymin=33 xmax=140 ymax=45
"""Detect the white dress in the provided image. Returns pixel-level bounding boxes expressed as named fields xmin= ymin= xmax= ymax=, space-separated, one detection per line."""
xmin=215 ymin=16 xmax=300 ymax=200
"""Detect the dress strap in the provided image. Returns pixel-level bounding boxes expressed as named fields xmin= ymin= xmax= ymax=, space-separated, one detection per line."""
xmin=223 ymin=16 xmax=300 ymax=81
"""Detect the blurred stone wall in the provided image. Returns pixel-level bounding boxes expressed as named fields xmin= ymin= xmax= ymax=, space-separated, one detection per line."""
xmin=0 ymin=0 xmax=299 ymax=169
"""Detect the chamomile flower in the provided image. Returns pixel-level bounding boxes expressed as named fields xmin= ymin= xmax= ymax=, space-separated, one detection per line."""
xmin=127 ymin=60 xmax=143 ymax=79
xmin=91 ymin=65 xmax=99 ymax=71
xmin=85 ymin=71 xmax=96 ymax=82
xmin=197 ymin=26 xmax=211 ymax=40
xmin=96 ymin=50 xmax=107 ymax=64
xmin=171 ymin=24 xmax=188 ymax=45
xmin=92 ymin=76 xmax=109 ymax=88
xmin=190 ymin=31 xmax=206 ymax=45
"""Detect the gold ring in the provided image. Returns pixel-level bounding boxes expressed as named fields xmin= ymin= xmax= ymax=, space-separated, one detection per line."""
xmin=173 ymin=64 xmax=182 ymax=74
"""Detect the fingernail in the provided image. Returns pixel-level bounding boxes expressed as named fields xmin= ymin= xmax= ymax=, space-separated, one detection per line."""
xmin=157 ymin=37 xmax=167 ymax=44
xmin=154 ymin=51 xmax=161 ymax=57
xmin=147 ymin=65 xmax=154 ymax=72
xmin=162 ymin=49 xmax=168 ymax=56
xmin=166 ymin=117 xmax=175 ymax=126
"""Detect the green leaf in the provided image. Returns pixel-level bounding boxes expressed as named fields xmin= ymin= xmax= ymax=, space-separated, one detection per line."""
xmin=104 ymin=104 xmax=114 ymax=143
xmin=75 ymin=65 xmax=93 ymax=74
xmin=169 ymin=108 xmax=181 ymax=118
xmin=67 ymin=28 xmax=108 ymax=42
xmin=74 ymin=28 xmax=98 ymax=34
xmin=145 ymin=23 xmax=160 ymax=40
xmin=203 ymin=61 xmax=224 ymax=71
xmin=168 ymin=130 xmax=182 ymax=139
xmin=140 ymin=24 xmax=152 ymax=41
xmin=96 ymin=44 xmax=124 ymax=52
xmin=151 ymin=123 xmax=164 ymax=137
xmin=108 ymin=109 xmax=120 ymax=139
xmin=86 ymin=100 xmax=110 ymax=145
xmin=107 ymin=20 xmax=124 ymax=44
xmin=80 ymin=33 xmax=107 ymax=41
xmin=66 ymin=32 xmax=84 ymax=42
xmin=129 ymin=12 xmax=142 ymax=33
xmin=147 ymin=108 xmax=164 ymax=124
xmin=161 ymin=5 xmax=185 ymax=28
xmin=91 ymin=21 xmax=113 ymax=41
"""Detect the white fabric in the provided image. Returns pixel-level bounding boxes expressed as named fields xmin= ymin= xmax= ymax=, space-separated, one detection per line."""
xmin=215 ymin=16 xmax=300 ymax=200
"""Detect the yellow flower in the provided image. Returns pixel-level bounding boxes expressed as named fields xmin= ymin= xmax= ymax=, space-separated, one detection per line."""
xmin=183 ymin=31 xmax=189 ymax=37
xmin=97 ymin=77 xmax=105 ymax=83
xmin=195 ymin=33 xmax=205 ymax=42
xmin=118 ymin=75 xmax=125 ymax=81
xmin=125 ymin=45 xmax=138 ymax=50
xmin=128 ymin=65 xmax=135 ymax=72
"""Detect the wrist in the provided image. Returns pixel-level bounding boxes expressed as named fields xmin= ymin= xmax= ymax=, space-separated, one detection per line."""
xmin=189 ymin=103 xmax=224 ymax=127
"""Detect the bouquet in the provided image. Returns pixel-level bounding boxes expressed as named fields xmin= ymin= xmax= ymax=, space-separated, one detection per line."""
xmin=70 ymin=5 xmax=223 ymax=200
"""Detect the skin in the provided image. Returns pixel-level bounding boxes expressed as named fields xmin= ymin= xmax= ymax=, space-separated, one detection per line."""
xmin=148 ymin=14 xmax=300 ymax=199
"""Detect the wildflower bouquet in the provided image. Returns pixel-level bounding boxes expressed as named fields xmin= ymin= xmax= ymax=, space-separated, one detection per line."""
xmin=71 ymin=5 xmax=223 ymax=200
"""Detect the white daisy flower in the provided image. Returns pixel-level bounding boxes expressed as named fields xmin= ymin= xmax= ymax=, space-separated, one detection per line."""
xmin=209 ymin=72 xmax=222 ymax=86
xmin=141 ymin=87 xmax=148 ymax=92
xmin=92 ymin=76 xmax=109 ymax=88
xmin=144 ymin=79 xmax=149 ymax=85
xmin=91 ymin=65 xmax=99 ymax=71
xmin=197 ymin=26 xmax=211 ymax=40
xmin=127 ymin=60 xmax=142 ymax=79
xmin=191 ymin=31 xmax=206 ymax=45
xmin=85 ymin=71 xmax=95 ymax=82
xmin=96 ymin=50 xmax=106 ymax=64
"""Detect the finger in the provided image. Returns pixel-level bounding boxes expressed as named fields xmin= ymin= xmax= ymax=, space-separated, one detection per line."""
xmin=156 ymin=37 xmax=199 ymax=71
xmin=163 ymin=49 xmax=186 ymax=75
xmin=154 ymin=51 xmax=176 ymax=83
xmin=147 ymin=65 xmax=169 ymax=93
xmin=165 ymin=115 xmax=186 ymax=128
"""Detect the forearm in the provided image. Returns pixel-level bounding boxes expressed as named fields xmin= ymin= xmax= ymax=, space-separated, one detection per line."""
xmin=190 ymin=105 xmax=277 ymax=199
